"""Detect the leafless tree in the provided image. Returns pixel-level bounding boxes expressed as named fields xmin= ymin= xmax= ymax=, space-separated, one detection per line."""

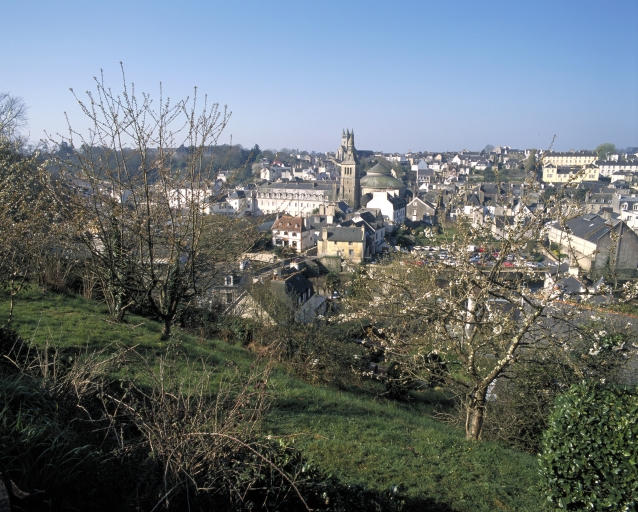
xmin=0 ymin=93 xmax=27 ymax=142
xmin=57 ymin=64 xmax=255 ymax=337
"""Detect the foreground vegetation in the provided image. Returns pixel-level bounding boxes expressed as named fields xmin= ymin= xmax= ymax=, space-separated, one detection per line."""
xmin=1 ymin=288 xmax=543 ymax=511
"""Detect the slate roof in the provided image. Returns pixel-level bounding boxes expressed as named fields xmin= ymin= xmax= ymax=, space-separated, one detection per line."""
xmin=228 ymin=190 xmax=246 ymax=199
xmin=557 ymin=276 xmax=586 ymax=295
xmin=258 ymin=182 xmax=335 ymax=191
xmin=324 ymin=226 xmax=365 ymax=243
xmin=273 ymin=273 xmax=313 ymax=297
xmin=564 ymin=214 xmax=614 ymax=242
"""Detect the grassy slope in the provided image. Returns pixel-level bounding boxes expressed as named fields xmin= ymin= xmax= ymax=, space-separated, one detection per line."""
xmin=1 ymin=289 xmax=543 ymax=512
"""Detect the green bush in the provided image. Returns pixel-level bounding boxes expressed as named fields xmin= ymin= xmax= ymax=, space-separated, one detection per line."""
xmin=539 ymin=382 xmax=637 ymax=511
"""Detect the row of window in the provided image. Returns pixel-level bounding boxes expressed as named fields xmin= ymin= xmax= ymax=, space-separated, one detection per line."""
xmin=258 ymin=193 xmax=326 ymax=200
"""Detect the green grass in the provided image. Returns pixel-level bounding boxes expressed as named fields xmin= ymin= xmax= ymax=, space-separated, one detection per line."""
xmin=1 ymin=288 xmax=544 ymax=512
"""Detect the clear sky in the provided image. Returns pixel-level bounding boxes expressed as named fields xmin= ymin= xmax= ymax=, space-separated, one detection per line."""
xmin=3 ymin=0 xmax=637 ymax=153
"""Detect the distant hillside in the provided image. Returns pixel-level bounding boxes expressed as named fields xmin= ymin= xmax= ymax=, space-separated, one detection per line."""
xmin=48 ymin=143 xmax=258 ymax=182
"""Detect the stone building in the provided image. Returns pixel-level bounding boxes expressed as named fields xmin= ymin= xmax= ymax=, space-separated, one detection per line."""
xmin=548 ymin=213 xmax=638 ymax=277
xmin=318 ymin=225 xmax=366 ymax=264
xmin=336 ymin=129 xmax=361 ymax=210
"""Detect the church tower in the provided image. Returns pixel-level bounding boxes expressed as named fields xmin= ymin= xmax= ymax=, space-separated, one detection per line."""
xmin=338 ymin=129 xmax=360 ymax=209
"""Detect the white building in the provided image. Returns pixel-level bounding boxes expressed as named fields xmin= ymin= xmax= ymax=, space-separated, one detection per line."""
xmin=365 ymin=191 xmax=406 ymax=230
xmin=260 ymin=167 xmax=282 ymax=182
xmin=596 ymin=161 xmax=638 ymax=178
xmin=271 ymin=215 xmax=314 ymax=253
xmin=254 ymin=182 xmax=337 ymax=217
xmin=542 ymin=152 xmax=597 ymax=167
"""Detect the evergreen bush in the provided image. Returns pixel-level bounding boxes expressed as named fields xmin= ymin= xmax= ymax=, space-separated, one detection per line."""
xmin=539 ymin=382 xmax=637 ymax=511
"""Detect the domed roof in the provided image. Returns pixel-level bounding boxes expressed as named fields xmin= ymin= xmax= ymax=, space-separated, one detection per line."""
xmin=360 ymin=162 xmax=403 ymax=189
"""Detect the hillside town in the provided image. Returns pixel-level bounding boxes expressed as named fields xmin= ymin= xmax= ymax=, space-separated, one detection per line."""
xmin=3 ymin=0 xmax=638 ymax=508
xmin=154 ymin=130 xmax=638 ymax=326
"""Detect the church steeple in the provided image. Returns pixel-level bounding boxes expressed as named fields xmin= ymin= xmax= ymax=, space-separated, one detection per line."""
xmin=337 ymin=128 xmax=360 ymax=209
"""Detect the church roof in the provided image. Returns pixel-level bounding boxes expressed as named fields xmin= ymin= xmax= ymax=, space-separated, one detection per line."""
xmin=360 ymin=162 xmax=403 ymax=189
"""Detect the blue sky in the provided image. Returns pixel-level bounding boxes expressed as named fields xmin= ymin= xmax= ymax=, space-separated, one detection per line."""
xmin=3 ymin=0 xmax=637 ymax=152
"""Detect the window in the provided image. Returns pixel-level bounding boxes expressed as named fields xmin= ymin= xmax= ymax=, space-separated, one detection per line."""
xmin=349 ymin=249 xmax=354 ymax=256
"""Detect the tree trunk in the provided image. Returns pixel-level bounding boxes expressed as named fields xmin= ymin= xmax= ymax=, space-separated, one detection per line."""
xmin=465 ymin=389 xmax=487 ymax=440
xmin=161 ymin=317 xmax=172 ymax=340
xmin=4 ymin=293 xmax=15 ymax=328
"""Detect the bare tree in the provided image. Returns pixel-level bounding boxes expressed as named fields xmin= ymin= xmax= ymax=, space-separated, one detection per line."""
xmin=58 ymin=65 xmax=255 ymax=337
xmin=0 ymin=93 xmax=27 ymax=142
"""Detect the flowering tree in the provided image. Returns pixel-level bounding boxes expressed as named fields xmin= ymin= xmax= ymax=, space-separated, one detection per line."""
xmin=344 ymin=184 xmax=634 ymax=440
xmin=0 ymin=144 xmax=52 ymax=324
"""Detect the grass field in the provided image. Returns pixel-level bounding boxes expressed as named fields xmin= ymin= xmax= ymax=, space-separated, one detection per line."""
xmin=0 ymin=288 xmax=544 ymax=512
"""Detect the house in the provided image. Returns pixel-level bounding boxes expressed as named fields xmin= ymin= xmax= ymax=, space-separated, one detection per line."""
xmin=167 ymin=186 xmax=216 ymax=213
xmin=260 ymin=166 xmax=282 ymax=182
xmin=207 ymin=270 xmax=246 ymax=309
xmin=406 ymin=196 xmax=437 ymax=224
xmin=229 ymin=271 xmax=325 ymax=324
xmin=342 ymin=209 xmax=386 ymax=256
xmin=416 ymin=168 xmax=436 ymax=189
xmin=365 ymin=191 xmax=406 ymax=230
xmin=227 ymin=189 xmax=254 ymax=214
xmin=271 ymin=215 xmax=313 ymax=253
xmin=410 ymin=158 xmax=430 ymax=172
xmin=547 ymin=213 xmax=638 ymax=277
xmin=613 ymin=194 xmax=638 ymax=232
xmin=585 ymin=191 xmax=614 ymax=214
xmin=318 ymin=226 xmax=366 ymax=263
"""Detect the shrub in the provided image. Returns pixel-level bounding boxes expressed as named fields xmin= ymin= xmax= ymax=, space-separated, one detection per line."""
xmin=539 ymin=382 xmax=637 ymax=511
